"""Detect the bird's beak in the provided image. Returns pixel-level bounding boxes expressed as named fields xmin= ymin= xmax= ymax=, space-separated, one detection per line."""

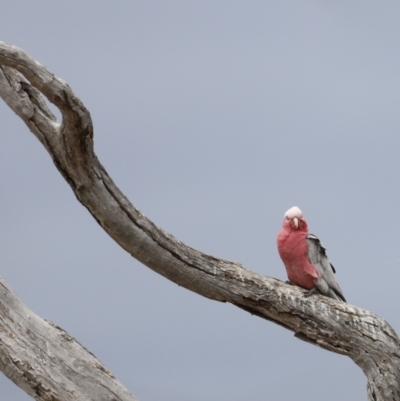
xmin=293 ymin=217 xmax=299 ymax=229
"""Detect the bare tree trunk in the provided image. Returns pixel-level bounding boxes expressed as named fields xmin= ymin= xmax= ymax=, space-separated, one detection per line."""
xmin=0 ymin=42 xmax=399 ymax=401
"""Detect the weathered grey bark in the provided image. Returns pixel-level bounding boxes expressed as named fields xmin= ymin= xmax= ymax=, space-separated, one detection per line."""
xmin=0 ymin=277 xmax=138 ymax=401
xmin=0 ymin=41 xmax=399 ymax=401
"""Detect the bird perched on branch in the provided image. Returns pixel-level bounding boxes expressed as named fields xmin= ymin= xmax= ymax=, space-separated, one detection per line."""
xmin=277 ymin=206 xmax=346 ymax=302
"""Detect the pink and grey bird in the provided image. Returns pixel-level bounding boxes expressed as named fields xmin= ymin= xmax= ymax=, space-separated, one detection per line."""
xmin=277 ymin=206 xmax=346 ymax=302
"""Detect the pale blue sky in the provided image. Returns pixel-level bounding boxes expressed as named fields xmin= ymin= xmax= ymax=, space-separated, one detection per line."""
xmin=1 ymin=2 xmax=399 ymax=400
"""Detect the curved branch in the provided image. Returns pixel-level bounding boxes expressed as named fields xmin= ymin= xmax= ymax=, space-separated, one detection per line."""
xmin=1 ymin=42 xmax=399 ymax=401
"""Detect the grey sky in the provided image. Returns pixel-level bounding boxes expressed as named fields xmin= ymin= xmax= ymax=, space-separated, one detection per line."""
xmin=1 ymin=2 xmax=399 ymax=400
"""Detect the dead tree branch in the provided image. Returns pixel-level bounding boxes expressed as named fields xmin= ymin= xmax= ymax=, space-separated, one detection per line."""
xmin=0 ymin=42 xmax=399 ymax=401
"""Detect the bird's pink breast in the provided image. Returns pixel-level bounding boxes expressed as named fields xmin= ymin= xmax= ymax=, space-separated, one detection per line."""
xmin=277 ymin=228 xmax=319 ymax=290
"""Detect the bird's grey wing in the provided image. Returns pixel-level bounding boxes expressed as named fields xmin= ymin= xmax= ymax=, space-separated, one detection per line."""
xmin=306 ymin=234 xmax=346 ymax=302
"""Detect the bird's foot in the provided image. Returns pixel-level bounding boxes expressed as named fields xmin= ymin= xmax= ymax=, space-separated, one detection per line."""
xmin=304 ymin=288 xmax=318 ymax=298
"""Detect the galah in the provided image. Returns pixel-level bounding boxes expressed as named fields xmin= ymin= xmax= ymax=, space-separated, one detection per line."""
xmin=276 ymin=206 xmax=346 ymax=302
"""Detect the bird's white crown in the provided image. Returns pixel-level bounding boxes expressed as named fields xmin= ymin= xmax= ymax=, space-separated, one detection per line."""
xmin=284 ymin=206 xmax=303 ymax=219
